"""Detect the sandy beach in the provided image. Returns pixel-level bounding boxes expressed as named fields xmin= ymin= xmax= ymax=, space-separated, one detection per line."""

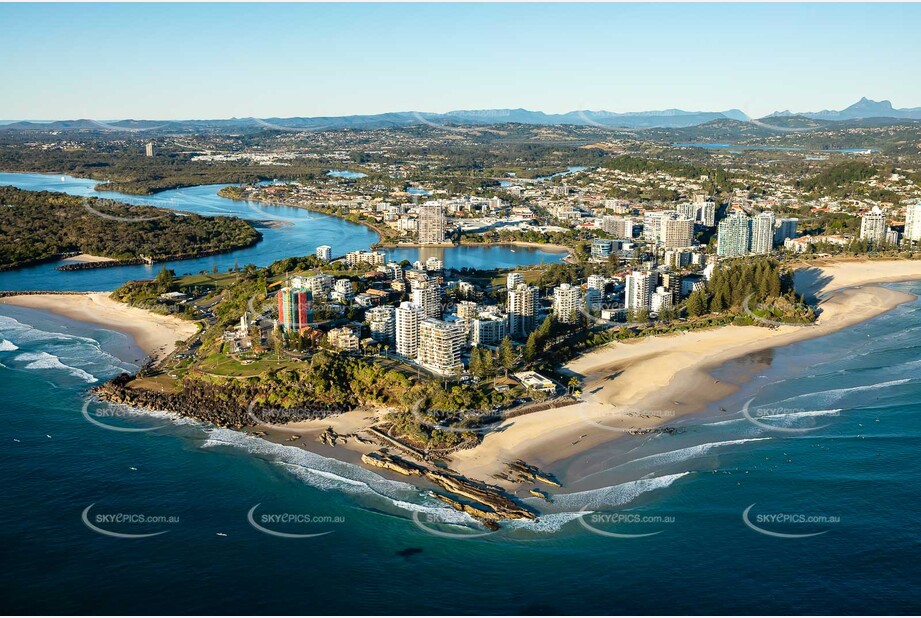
xmin=60 ymin=254 xmax=116 ymax=264
xmin=448 ymin=259 xmax=921 ymax=482
xmin=0 ymin=293 xmax=199 ymax=363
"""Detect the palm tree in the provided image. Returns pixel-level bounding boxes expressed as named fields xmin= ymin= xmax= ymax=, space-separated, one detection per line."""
xmin=568 ymin=376 xmax=580 ymax=394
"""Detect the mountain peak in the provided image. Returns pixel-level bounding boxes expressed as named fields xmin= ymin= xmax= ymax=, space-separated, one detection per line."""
xmin=848 ymin=97 xmax=894 ymax=111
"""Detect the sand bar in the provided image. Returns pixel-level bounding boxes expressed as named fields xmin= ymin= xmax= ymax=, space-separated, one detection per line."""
xmin=448 ymin=260 xmax=921 ymax=482
xmin=60 ymin=254 xmax=116 ymax=264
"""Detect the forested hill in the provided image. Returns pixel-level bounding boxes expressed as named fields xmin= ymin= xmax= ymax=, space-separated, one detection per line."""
xmin=0 ymin=187 xmax=261 ymax=270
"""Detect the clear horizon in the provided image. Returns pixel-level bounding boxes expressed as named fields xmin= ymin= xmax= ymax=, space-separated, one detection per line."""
xmin=1 ymin=3 xmax=919 ymax=120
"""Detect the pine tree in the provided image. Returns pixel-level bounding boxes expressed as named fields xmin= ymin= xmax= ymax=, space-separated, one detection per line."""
xmin=524 ymin=331 xmax=540 ymax=362
xmin=686 ymin=289 xmax=706 ymax=317
xmin=498 ymin=337 xmax=516 ymax=377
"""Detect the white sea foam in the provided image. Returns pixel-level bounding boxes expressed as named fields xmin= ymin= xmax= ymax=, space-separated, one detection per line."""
xmin=778 ymin=378 xmax=912 ymax=407
xmin=0 ymin=314 xmax=137 ymax=376
xmin=612 ymin=438 xmax=771 ymax=470
xmin=547 ymin=472 xmax=692 ymax=511
xmin=15 ymin=351 xmax=97 ymax=383
xmin=199 ymin=428 xmax=494 ymax=528
xmin=0 ymin=314 xmax=97 ymax=346
xmin=758 ymin=408 xmax=842 ymax=421
xmin=503 ymin=511 xmax=588 ymax=533
xmin=203 ymin=428 xmax=420 ymax=497
xmin=702 ymin=418 xmax=745 ymax=427
xmin=0 ymin=339 xmax=19 ymax=352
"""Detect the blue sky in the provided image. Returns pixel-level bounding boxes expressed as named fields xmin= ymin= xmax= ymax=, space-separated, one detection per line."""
xmin=1 ymin=3 xmax=919 ymax=120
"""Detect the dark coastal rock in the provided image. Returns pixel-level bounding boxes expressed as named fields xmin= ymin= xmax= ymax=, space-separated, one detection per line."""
xmin=361 ymin=451 xmax=537 ymax=527
xmin=628 ymin=426 xmax=680 ymax=436
xmin=507 ymin=460 xmax=561 ymax=488
xmin=92 ymin=373 xmax=340 ymax=429
xmin=92 ymin=372 xmax=341 ymax=429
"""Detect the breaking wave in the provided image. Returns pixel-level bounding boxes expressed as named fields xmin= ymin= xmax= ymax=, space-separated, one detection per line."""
xmin=548 ymin=472 xmax=691 ymax=511
xmin=613 ymin=438 xmax=771 ymax=470
xmin=0 ymin=339 xmax=19 ymax=352
xmin=15 ymin=351 xmax=98 ymax=383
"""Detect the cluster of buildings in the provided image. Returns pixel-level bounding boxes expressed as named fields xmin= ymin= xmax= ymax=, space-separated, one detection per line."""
xmin=859 ymin=202 xmax=921 ymax=246
xmin=716 ymin=211 xmax=799 ymax=257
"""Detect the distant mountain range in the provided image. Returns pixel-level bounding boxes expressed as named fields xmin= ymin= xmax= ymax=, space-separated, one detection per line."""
xmin=2 ymin=98 xmax=919 ymax=133
xmin=768 ymin=97 xmax=921 ymax=122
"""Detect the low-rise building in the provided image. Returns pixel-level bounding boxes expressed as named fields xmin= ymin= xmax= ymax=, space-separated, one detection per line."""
xmin=513 ymin=371 xmax=556 ymax=393
xmin=327 ymin=327 xmax=360 ymax=352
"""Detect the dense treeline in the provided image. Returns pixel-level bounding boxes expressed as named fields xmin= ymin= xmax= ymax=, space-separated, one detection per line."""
xmin=798 ymin=161 xmax=892 ymax=200
xmin=600 ymin=155 xmax=733 ymax=195
xmin=0 ymin=187 xmax=260 ymax=270
xmin=685 ymin=257 xmax=814 ymax=323
xmin=0 ymin=148 xmax=334 ymax=195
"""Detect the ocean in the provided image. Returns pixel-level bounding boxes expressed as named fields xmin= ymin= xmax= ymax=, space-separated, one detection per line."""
xmin=1 ymin=171 xmax=920 ymax=614
xmin=2 ymin=281 xmax=920 ymax=614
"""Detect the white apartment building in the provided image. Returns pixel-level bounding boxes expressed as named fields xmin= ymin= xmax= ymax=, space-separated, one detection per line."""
xmin=455 ymin=300 xmax=479 ymax=339
xmin=345 ymin=250 xmax=385 ymax=269
xmin=366 ymin=305 xmax=396 ymax=345
xmin=327 ymin=327 xmax=360 ymax=352
xmin=333 ymin=279 xmax=354 ymax=301
xmin=696 ymin=201 xmax=717 ymax=227
xmin=860 ymin=206 xmax=887 ymax=244
xmin=386 ymin=261 xmax=404 ymax=281
xmin=650 ymin=286 xmax=673 ymax=314
xmin=315 ymin=245 xmax=332 ymax=261
xmin=395 ymin=302 xmax=422 ymax=358
xmin=586 ymin=274 xmax=607 ymax=291
xmin=677 ymin=202 xmax=697 ymax=220
xmin=904 ymin=202 xmax=921 ymax=243
xmin=291 ymin=274 xmax=334 ymax=299
xmin=625 ymin=271 xmax=658 ymax=311
xmin=417 ymin=318 xmax=464 ymax=375
xmin=411 ymin=279 xmax=441 ymax=318
xmin=471 ymin=314 xmax=508 ymax=347
xmin=750 ymin=211 xmax=776 ymax=255
xmin=643 ymin=211 xmax=666 ymax=243
xmin=507 ymin=272 xmax=524 ymax=290
xmin=553 ymin=283 xmax=581 ymax=324
xmin=507 ymin=283 xmax=539 ymax=338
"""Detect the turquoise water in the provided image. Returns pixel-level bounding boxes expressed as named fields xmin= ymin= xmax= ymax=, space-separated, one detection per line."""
xmin=2 ymin=281 xmax=920 ymax=613
xmin=0 ymin=173 xmax=563 ymax=291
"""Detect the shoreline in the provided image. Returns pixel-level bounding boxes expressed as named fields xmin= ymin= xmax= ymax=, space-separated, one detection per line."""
xmin=4 ymin=259 xmax=921 ymax=502
xmin=219 ymin=187 xmax=572 ymax=257
xmin=0 ymin=293 xmax=199 ymax=364
xmin=60 ymin=253 xmax=116 ymax=264
xmin=216 ymin=187 xmax=393 ymax=244
xmin=447 ymin=260 xmax=921 ymax=484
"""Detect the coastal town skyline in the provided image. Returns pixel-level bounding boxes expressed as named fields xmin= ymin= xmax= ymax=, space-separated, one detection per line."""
xmin=3 ymin=2 xmax=921 ymax=617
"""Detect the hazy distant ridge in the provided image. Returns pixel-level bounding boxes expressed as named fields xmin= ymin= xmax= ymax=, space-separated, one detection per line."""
xmin=3 ymin=98 xmax=919 ymax=132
